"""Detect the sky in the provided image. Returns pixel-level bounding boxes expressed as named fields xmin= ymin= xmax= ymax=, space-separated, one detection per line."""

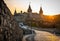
xmin=4 ymin=0 xmax=60 ymax=15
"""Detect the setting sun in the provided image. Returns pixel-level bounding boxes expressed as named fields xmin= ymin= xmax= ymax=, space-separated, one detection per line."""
xmin=43 ymin=13 xmax=58 ymax=16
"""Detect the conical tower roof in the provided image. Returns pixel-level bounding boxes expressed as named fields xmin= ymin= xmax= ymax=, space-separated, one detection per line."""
xmin=27 ymin=4 xmax=32 ymax=12
xmin=39 ymin=6 xmax=43 ymax=15
xmin=14 ymin=9 xmax=17 ymax=15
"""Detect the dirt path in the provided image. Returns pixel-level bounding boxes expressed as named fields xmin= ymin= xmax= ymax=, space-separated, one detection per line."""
xmin=22 ymin=30 xmax=60 ymax=41
xmin=34 ymin=30 xmax=60 ymax=41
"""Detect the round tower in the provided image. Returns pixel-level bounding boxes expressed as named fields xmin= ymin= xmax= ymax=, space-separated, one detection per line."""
xmin=14 ymin=9 xmax=17 ymax=15
xmin=27 ymin=4 xmax=32 ymax=18
xmin=39 ymin=6 xmax=43 ymax=16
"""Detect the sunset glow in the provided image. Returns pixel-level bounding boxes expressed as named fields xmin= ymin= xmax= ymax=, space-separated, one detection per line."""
xmin=4 ymin=0 xmax=60 ymax=15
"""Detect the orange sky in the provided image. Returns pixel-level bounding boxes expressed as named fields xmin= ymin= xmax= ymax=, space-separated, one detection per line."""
xmin=4 ymin=0 xmax=60 ymax=15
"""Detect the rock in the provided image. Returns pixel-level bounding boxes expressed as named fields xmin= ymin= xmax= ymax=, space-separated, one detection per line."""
xmin=22 ymin=28 xmax=35 ymax=35
xmin=0 ymin=0 xmax=23 ymax=41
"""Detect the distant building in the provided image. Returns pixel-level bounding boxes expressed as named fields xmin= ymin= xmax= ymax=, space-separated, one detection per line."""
xmin=14 ymin=10 xmax=28 ymax=23
xmin=14 ymin=4 xmax=44 ymax=23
